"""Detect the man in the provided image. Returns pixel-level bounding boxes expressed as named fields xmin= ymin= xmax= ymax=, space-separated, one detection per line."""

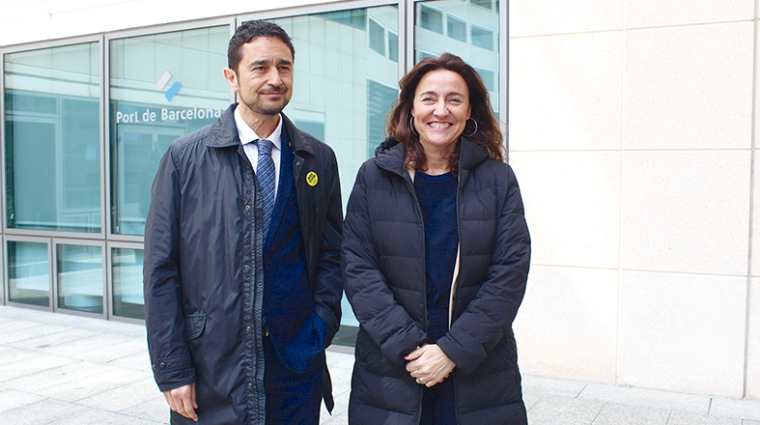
xmin=143 ymin=20 xmax=343 ymax=424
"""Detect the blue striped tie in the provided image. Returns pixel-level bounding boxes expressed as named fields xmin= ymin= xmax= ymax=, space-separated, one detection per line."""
xmin=255 ymin=139 xmax=275 ymax=238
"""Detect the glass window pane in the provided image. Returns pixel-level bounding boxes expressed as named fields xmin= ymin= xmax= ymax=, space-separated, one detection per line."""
xmin=447 ymin=15 xmax=467 ymax=42
xmin=369 ymin=19 xmax=385 ymax=56
xmin=112 ymin=247 xmax=144 ymax=319
xmin=4 ymin=43 xmax=102 ymax=233
xmin=471 ymin=25 xmax=494 ymax=51
xmin=388 ymin=32 xmax=399 ymax=63
xmin=420 ymin=5 xmax=444 ymax=34
xmin=271 ymin=4 xmax=399 ymax=339
xmin=8 ymin=241 xmax=50 ymax=307
xmin=57 ymin=244 xmax=103 ymax=313
xmin=416 ymin=0 xmax=501 ymax=115
xmin=110 ymin=26 xmax=230 ymax=235
xmin=471 ymin=0 xmax=497 ymax=11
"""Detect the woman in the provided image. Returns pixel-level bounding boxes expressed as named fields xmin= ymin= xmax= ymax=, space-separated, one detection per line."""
xmin=341 ymin=52 xmax=531 ymax=425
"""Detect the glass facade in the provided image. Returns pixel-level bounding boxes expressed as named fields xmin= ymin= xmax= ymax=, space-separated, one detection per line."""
xmin=110 ymin=26 xmax=230 ymax=236
xmin=57 ymin=244 xmax=104 ymax=313
xmin=270 ymin=5 xmax=400 ymax=328
xmin=0 ymin=1 xmax=506 ymax=333
xmin=415 ymin=0 xmax=501 ymax=115
xmin=7 ymin=241 xmax=50 ymax=307
xmin=111 ymin=247 xmax=144 ymax=320
xmin=4 ymin=43 xmax=101 ymax=233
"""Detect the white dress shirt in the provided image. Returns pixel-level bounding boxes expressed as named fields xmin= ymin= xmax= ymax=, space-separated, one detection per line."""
xmin=235 ymin=106 xmax=283 ymax=199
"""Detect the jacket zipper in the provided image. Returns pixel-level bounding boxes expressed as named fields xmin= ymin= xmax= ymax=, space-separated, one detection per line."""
xmin=391 ymin=168 xmax=428 ymax=425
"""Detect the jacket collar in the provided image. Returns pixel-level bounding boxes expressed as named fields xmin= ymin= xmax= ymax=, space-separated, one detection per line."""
xmin=207 ymin=103 xmax=314 ymax=157
xmin=374 ymin=136 xmax=489 ymax=175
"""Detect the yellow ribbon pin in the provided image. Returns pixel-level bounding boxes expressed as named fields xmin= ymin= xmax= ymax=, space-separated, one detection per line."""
xmin=306 ymin=171 xmax=318 ymax=187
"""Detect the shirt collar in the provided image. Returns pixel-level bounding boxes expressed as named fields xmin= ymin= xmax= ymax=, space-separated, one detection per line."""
xmin=234 ymin=106 xmax=283 ymax=151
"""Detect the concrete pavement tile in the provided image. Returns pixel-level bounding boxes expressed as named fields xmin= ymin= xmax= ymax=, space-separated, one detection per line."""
xmin=527 ymin=394 xmax=604 ymax=425
xmin=744 ymin=420 xmax=760 ymax=425
xmin=667 ymin=411 xmax=742 ymax=424
xmin=0 ymin=399 xmax=82 ymax=425
xmin=117 ymin=395 xmax=169 ymax=424
xmin=326 ymin=348 xmax=355 ymax=369
xmin=523 ymin=392 xmax=540 ymax=411
xmin=40 ymin=333 xmax=145 ymax=363
xmin=0 ymin=352 xmax=77 ymax=383
xmin=0 ymin=389 xmax=45 ymax=414
xmin=47 ymin=407 xmax=166 ymax=425
xmin=0 ymin=306 xmax=37 ymax=318
xmin=6 ymin=327 xmax=98 ymax=351
xmin=320 ymin=389 xmax=350 ymax=420
xmin=321 ymin=410 xmax=348 ymax=425
xmin=0 ymin=318 xmax=42 ymax=334
xmin=523 ymin=374 xmax=588 ymax=397
xmin=105 ymin=350 xmax=152 ymax=372
xmin=1 ymin=361 xmax=98 ymax=392
xmin=580 ymin=383 xmax=711 ymax=414
xmin=75 ymin=318 xmax=147 ymax=338
xmin=77 ymin=375 xmax=166 ymax=412
xmin=328 ymin=365 xmax=352 ymax=397
xmin=37 ymin=364 xmax=145 ymax=402
xmin=0 ymin=323 xmax=73 ymax=344
xmin=710 ymin=398 xmax=760 ymax=421
xmin=593 ymin=402 xmax=670 ymax=425
xmin=0 ymin=346 xmax=38 ymax=367
xmin=26 ymin=311 xmax=94 ymax=328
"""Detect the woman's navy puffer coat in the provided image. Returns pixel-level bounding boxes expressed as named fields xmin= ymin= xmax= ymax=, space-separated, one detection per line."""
xmin=342 ymin=137 xmax=531 ymax=425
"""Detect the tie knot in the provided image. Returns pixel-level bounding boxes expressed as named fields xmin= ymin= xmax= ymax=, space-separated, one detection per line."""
xmin=256 ymin=139 xmax=273 ymax=156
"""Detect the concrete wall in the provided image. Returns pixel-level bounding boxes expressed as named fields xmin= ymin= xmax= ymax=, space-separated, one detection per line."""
xmin=509 ymin=0 xmax=759 ymax=399
xmin=0 ymin=0 xmax=334 ymax=46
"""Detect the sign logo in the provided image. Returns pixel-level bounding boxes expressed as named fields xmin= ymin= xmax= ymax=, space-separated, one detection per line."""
xmin=157 ymin=71 xmax=181 ymax=102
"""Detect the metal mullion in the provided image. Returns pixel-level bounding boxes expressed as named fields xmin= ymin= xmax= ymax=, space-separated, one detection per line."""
xmin=0 ymin=47 xmax=5 ymax=240
xmin=0 ymin=236 xmax=5 ymax=305
xmin=501 ymin=0 xmax=509 ymax=156
xmin=3 ymin=228 xmax=105 ymax=240
xmin=105 ymin=17 xmax=235 ymax=44
xmin=0 ymin=34 xmax=101 ymax=56
xmin=404 ymin=0 xmax=415 ymax=73
xmin=97 ymin=35 xmax=107 ymax=242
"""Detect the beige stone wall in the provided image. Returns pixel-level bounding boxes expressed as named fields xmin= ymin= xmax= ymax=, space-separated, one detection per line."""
xmin=509 ymin=0 xmax=758 ymax=399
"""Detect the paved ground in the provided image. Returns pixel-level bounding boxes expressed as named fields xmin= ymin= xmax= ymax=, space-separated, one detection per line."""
xmin=1 ymin=305 xmax=759 ymax=425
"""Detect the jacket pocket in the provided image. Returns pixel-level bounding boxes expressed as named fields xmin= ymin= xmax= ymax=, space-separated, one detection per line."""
xmin=184 ymin=312 xmax=207 ymax=341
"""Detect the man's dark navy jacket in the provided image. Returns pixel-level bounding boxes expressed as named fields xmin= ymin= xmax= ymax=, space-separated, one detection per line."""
xmin=143 ymin=103 xmax=343 ymax=424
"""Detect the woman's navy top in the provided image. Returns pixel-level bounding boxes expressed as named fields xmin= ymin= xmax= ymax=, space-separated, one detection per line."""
xmin=414 ymin=171 xmax=459 ymax=342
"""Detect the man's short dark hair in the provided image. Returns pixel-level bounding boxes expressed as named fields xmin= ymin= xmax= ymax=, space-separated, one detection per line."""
xmin=228 ymin=20 xmax=295 ymax=72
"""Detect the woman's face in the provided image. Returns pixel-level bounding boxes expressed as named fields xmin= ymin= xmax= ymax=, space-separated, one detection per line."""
xmin=411 ymin=69 xmax=471 ymax=154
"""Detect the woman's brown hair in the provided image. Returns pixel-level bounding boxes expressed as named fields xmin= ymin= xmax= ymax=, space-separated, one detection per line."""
xmin=386 ymin=52 xmax=504 ymax=172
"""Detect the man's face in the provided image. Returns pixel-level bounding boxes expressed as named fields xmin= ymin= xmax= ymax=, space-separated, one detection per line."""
xmin=226 ymin=36 xmax=294 ymax=117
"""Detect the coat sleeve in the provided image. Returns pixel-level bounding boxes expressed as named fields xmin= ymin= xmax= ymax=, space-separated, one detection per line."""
xmin=342 ymin=163 xmax=428 ymax=366
xmin=437 ymin=165 xmax=531 ymax=375
xmin=312 ymin=150 xmax=344 ymax=347
xmin=143 ymin=146 xmax=196 ymax=392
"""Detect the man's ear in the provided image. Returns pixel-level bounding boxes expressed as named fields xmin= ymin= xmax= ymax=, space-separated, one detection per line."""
xmin=223 ymin=68 xmax=238 ymax=92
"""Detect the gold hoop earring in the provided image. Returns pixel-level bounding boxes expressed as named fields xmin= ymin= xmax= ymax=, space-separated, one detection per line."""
xmin=410 ymin=116 xmax=419 ymax=136
xmin=464 ymin=118 xmax=478 ymax=137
